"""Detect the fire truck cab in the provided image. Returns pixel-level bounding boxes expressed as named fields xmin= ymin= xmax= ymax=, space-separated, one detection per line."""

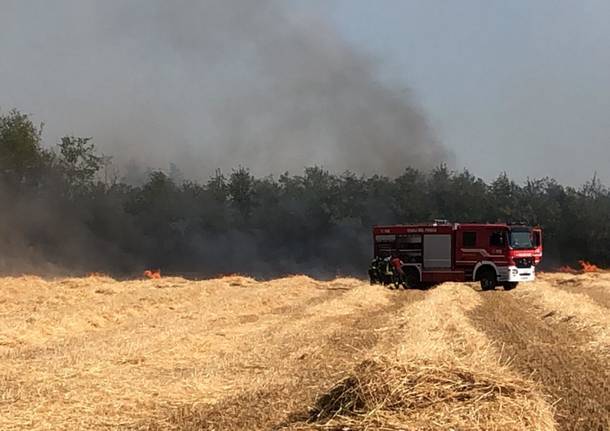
xmin=372 ymin=221 xmax=542 ymax=290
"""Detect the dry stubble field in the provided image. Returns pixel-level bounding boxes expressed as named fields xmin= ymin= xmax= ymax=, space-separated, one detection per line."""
xmin=0 ymin=272 xmax=608 ymax=430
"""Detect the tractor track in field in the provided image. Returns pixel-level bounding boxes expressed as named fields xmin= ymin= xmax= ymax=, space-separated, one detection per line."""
xmin=144 ymin=289 xmax=427 ymax=431
xmin=469 ymin=291 xmax=610 ymax=431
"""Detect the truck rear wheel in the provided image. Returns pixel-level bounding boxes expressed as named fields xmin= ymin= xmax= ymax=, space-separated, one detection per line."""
xmin=478 ymin=268 xmax=497 ymax=291
xmin=403 ymin=267 xmax=420 ymax=289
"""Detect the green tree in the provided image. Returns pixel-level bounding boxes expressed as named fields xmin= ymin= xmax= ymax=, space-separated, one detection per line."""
xmin=0 ymin=109 xmax=47 ymax=186
xmin=207 ymin=169 xmax=228 ymax=203
xmin=393 ymin=167 xmax=426 ymax=222
xmin=488 ymin=172 xmax=518 ymax=222
xmin=228 ymin=166 xmax=256 ymax=221
xmin=57 ymin=136 xmax=103 ymax=190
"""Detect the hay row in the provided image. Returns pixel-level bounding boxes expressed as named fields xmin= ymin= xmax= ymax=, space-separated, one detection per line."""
xmin=295 ymin=284 xmax=557 ymax=431
xmin=516 ymin=276 xmax=610 ymax=352
xmin=0 ymin=275 xmax=380 ymax=430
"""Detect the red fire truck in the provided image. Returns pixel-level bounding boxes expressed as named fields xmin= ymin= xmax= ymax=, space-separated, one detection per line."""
xmin=371 ymin=221 xmax=542 ymax=290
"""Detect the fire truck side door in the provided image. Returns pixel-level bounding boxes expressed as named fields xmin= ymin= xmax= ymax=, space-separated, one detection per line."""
xmin=456 ymin=228 xmax=478 ymax=263
xmin=489 ymin=229 xmax=507 ymax=255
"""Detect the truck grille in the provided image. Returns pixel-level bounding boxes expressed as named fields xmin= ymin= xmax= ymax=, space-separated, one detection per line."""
xmin=514 ymin=257 xmax=533 ymax=268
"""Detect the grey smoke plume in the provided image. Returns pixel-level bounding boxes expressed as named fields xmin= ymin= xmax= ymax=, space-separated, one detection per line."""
xmin=0 ymin=0 xmax=451 ymax=178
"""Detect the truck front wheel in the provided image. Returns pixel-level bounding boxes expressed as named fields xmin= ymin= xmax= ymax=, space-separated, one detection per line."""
xmin=478 ymin=268 xmax=497 ymax=291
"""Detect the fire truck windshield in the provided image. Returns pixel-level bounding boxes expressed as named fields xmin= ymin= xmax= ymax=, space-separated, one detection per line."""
xmin=509 ymin=228 xmax=533 ymax=249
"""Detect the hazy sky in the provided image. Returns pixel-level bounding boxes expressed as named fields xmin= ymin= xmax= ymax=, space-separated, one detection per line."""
xmin=328 ymin=0 xmax=610 ymax=184
xmin=1 ymin=1 xmax=608 ymax=184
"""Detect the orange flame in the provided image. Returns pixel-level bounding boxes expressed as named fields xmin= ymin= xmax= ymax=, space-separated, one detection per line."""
xmin=558 ymin=261 xmax=600 ymax=274
xmin=144 ymin=269 xmax=161 ymax=279
xmin=558 ymin=265 xmax=578 ymax=274
xmin=578 ymin=260 xmax=599 ymax=273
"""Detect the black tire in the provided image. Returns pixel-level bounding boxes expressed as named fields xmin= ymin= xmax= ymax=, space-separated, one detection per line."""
xmin=502 ymin=282 xmax=518 ymax=290
xmin=403 ymin=268 xmax=420 ymax=289
xmin=478 ymin=268 xmax=497 ymax=291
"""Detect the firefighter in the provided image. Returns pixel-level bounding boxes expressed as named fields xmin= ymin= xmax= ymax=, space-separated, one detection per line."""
xmin=390 ymin=254 xmax=406 ymax=288
xmin=368 ymin=257 xmax=381 ymax=284
xmin=379 ymin=255 xmax=393 ymax=287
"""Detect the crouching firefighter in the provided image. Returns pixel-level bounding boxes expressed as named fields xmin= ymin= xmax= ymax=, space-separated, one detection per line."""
xmin=390 ymin=254 xmax=406 ymax=289
xmin=369 ymin=255 xmax=394 ymax=286
xmin=368 ymin=257 xmax=382 ymax=285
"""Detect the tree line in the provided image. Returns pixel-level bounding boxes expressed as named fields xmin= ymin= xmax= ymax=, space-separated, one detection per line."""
xmin=1 ymin=109 xmax=608 ymax=277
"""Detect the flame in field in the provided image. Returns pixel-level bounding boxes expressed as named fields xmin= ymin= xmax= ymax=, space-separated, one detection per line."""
xmin=558 ymin=265 xmax=578 ymax=274
xmin=578 ymin=260 xmax=599 ymax=273
xmin=144 ymin=269 xmax=161 ymax=279
xmin=558 ymin=261 xmax=600 ymax=274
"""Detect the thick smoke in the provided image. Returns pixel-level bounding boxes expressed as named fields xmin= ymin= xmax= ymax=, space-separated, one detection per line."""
xmin=0 ymin=0 xmax=450 ymax=178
